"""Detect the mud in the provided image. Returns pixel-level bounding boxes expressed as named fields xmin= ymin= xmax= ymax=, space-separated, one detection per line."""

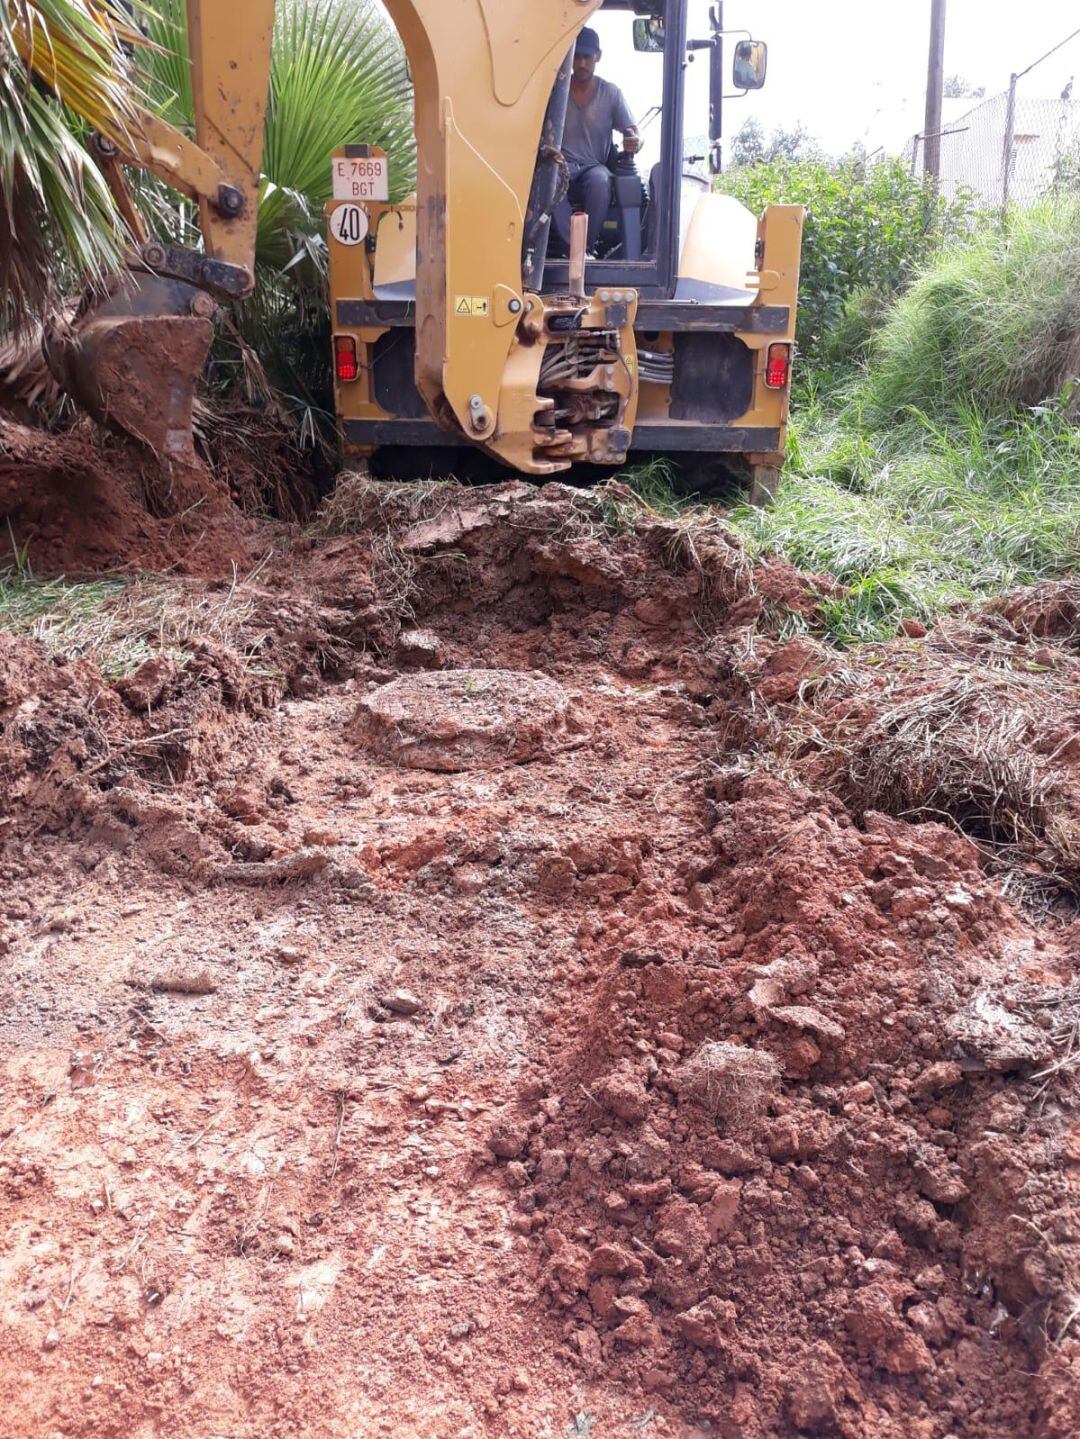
xmin=1 ymin=466 xmax=1078 ymax=1439
xmin=0 ymin=416 xmax=308 ymax=574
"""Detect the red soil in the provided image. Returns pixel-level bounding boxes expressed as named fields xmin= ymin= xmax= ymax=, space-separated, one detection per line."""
xmin=1 ymin=467 xmax=1077 ymax=1439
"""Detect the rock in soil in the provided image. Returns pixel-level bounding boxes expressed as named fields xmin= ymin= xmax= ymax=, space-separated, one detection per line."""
xmin=351 ymin=668 xmax=583 ymax=771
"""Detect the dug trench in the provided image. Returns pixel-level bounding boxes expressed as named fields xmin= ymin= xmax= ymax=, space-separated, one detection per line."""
xmin=1 ymin=458 xmax=1078 ymax=1438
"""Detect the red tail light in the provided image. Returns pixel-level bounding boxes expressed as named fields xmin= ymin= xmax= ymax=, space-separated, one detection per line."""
xmin=765 ymin=342 xmax=791 ymax=389
xmin=334 ymin=335 xmax=358 ymax=383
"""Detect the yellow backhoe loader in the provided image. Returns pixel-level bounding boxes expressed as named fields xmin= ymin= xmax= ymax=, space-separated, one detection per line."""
xmin=45 ymin=0 xmax=804 ymax=496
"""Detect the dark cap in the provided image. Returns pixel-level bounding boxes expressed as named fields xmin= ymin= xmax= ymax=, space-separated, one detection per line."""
xmin=575 ymin=26 xmax=601 ymax=56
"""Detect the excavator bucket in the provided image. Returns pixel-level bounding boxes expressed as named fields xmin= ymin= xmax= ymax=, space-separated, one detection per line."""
xmin=44 ymin=270 xmax=215 ymax=462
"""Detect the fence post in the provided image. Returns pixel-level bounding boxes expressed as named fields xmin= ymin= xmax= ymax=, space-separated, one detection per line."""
xmin=1002 ymin=72 xmax=1018 ymax=219
xmin=911 ymin=135 xmax=921 ymax=177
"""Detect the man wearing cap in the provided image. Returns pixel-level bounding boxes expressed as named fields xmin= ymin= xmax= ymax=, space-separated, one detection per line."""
xmin=563 ymin=26 xmax=641 ymax=253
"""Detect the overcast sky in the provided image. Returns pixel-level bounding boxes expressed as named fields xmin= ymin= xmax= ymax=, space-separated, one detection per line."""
xmin=607 ymin=0 xmax=1079 ymax=158
xmin=373 ymin=2 xmax=1077 ymax=163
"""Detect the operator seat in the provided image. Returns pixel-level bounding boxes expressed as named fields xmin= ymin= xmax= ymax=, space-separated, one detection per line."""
xmin=549 ymin=145 xmax=647 ymax=260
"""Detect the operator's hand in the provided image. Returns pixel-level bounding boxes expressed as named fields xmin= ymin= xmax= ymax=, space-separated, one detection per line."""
xmin=622 ymin=131 xmax=642 ymax=156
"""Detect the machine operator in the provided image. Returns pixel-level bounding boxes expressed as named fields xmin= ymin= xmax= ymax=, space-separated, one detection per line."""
xmin=563 ymin=26 xmax=642 ymax=253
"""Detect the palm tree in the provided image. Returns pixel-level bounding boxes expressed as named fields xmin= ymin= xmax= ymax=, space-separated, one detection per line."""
xmin=137 ymin=0 xmax=414 ymax=276
xmin=0 ymin=0 xmax=138 ymax=330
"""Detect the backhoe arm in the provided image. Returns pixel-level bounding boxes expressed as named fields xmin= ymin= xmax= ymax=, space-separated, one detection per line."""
xmin=45 ymin=0 xmax=274 ymax=460
xmin=382 ymin=0 xmax=605 ymax=463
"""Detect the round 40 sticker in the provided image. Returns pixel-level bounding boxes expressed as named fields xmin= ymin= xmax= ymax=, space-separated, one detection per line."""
xmin=331 ymin=204 xmax=369 ymax=247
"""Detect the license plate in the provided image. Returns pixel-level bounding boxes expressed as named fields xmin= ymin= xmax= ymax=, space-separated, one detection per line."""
xmin=332 ymin=155 xmax=389 ymax=202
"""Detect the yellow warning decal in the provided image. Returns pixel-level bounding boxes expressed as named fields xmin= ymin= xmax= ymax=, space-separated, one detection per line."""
xmin=454 ymin=295 xmax=489 ymax=317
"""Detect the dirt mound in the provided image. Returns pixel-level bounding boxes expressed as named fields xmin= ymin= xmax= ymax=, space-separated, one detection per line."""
xmin=1 ymin=467 xmax=1078 ymax=1439
xmin=985 ymin=581 xmax=1080 ymax=645
xmin=352 ymin=669 xmax=585 ymax=772
xmin=729 ymin=600 xmax=1080 ymax=901
xmin=487 ymin=772 xmax=1078 ymax=1436
xmin=0 ymin=417 xmax=267 ymax=575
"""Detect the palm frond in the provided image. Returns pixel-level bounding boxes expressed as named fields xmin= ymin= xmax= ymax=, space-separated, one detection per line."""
xmin=136 ymin=0 xmax=415 ymax=278
xmin=0 ymin=0 xmax=142 ymax=326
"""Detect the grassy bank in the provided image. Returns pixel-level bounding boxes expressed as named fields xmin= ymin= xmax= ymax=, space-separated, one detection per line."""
xmin=0 ymin=558 xmax=259 ymax=677
xmin=731 ymin=202 xmax=1080 ymax=643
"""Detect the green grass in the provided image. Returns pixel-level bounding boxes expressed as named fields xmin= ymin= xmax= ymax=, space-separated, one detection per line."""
xmin=734 ymin=399 xmax=1079 ymax=644
xmin=732 ymin=203 xmax=1080 ymax=645
xmin=860 ymin=201 xmax=1080 ymax=423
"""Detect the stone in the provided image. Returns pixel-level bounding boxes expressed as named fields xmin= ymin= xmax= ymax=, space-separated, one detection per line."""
xmin=487 ymin=1117 xmax=529 ymax=1160
xmin=150 ymin=967 xmax=217 ymax=996
xmin=116 ymin=655 xmax=179 ymax=711
xmin=769 ymin=1004 xmax=845 ymax=1044
xmin=700 ymin=1138 xmax=758 ymax=1176
xmin=654 ymin=1197 xmax=710 ymax=1268
xmin=915 ymin=1162 xmax=969 ymax=1206
xmin=846 ymin=1284 xmax=934 ymax=1375
xmin=536 ymin=1149 xmax=568 ymax=1185
xmin=351 ymin=669 xmax=583 ymax=772
xmin=911 ymin=1061 xmax=963 ymax=1098
xmin=395 ymin=629 xmax=444 ymax=669
xmin=785 ymin=1342 xmax=847 ymax=1431
xmin=702 ymin=1179 xmax=742 ymax=1241
xmin=674 ymin=1297 xmax=736 ymax=1349
xmin=383 ymin=988 xmax=421 ymax=1016
xmin=572 ymin=1326 xmax=603 ymax=1367
xmin=589 ymin=1243 xmax=644 ymax=1279
xmin=596 ymin=1070 xmax=650 ymax=1123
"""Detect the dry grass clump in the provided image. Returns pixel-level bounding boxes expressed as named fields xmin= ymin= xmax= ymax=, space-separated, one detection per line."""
xmin=600 ymin=468 xmax=754 ymax=610
xmin=0 ymin=567 xmax=259 ymax=677
xmin=315 ymin=470 xmax=453 ymax=536
xmin=677 ymin=1041 xmax=781 ymax=1132
xmin=834 ymin=668 xmax=1079 ymax=886
xmin=984 ymin=581 xmax=1080 ymax=647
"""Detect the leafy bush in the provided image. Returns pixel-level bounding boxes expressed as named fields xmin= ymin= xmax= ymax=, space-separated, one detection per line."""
xmin=719 ymin=156 xmax=978 ymax=363
xmin=823 ymin=286 xmax=894 ymax=368
xmin=859 ymin=200 xmax=1080 ymax=422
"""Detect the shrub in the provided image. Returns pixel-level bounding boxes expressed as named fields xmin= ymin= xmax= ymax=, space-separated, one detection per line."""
xmin=859 ymin=200 xmax=1080 ymax=423
xmin=718 ymin=156 xmax=978 ymax=364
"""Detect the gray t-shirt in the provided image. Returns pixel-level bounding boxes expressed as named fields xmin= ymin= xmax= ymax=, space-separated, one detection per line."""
xmin=562 ymin=77 xmax=636 ymax=177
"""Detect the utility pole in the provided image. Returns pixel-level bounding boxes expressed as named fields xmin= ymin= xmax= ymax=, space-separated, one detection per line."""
xmin=923 ymin=0 xmax=947 ymax=182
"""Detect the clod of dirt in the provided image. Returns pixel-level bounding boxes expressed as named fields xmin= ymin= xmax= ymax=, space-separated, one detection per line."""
xmin=115 ymin=655 xmax=180 ymax=711
xmin=595 ymin=1068 xmax=650 ymax=1122
xmin=350 ymin=669 xmax=584 ymax=772
xmin=394 ymin=628 xmax=443 ymax=669
xmin=675 ymin=1041 xmax=781 ymax=1130
xmin=149 ymin=966 xmax=217 ymax=995
xmin=487 ymin=1116 xmax=529 ymax=1160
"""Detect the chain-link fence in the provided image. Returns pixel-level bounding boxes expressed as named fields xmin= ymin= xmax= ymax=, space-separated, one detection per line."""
xmin=901 ymin=31 xmax=1079 ymax=216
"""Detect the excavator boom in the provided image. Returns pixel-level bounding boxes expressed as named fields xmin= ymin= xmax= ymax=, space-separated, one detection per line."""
xmin=44 ymin=0 xmax=274 ymax=461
